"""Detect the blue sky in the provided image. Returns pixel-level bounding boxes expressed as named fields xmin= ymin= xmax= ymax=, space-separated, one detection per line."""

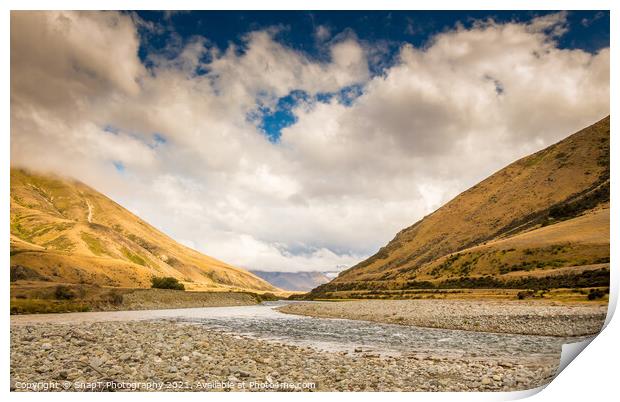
xmin=133 ymin=11 xmax=609 ymax=141
xmin=135 ymin=11 xmax=609 ymax=56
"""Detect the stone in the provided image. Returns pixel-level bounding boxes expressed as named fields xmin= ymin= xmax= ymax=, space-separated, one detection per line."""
xmin=67 ymin=371 xmax=81 ymax=380
xmin=35 ymin=366 xmax=49 ymax=373
xmin=89 ymin=357 xmax=103 ymax=368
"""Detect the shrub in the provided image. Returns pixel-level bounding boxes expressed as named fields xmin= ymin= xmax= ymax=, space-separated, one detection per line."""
xmin=150 ymin=276 xmax=185 ymax=290
xmin=257 ymin=292 xmax=279 ymax=301
xmin=54 ymin=285 xmax=76 ymax=300
xmin=517 ymin=290 xmax=534 ymax=300
xmin=516 ymin=290 xmax=547 ymax=300
xmin=107 ymin=290 xmax=124 ymax=305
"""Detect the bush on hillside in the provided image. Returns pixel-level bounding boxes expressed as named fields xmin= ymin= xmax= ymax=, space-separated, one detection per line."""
xmin=54 ymin=285 xmax=76 ymax=300
xmin=150 ymin=276 xmax=185 ymax=291
xmin=588 ymin=288 xmax=605 ymax=300
xmin=255 ymin=292 xmax=279 ymax=302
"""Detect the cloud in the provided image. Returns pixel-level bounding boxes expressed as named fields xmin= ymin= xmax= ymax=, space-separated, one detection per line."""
xmin=314 ymin=25 xmax=331 ymax=42
xmin=10 ymin=11 xmax=609 ymax=272
xmin=11 ymin=11 xmax=144 ymax=115
xmin=205 ymin=30 xmax=369 ymax=108
xmin=527 ymin=10 xmax=569 ymax=37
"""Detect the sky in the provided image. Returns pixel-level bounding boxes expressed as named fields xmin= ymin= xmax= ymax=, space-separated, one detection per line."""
xmin=10 ymin=10 xmax=610 ymax=272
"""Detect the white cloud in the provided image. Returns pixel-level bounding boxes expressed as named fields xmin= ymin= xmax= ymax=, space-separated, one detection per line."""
xmin=11 ymin=11 xmax=609 ymax=272
xmin=315 ymin=25 xmax=331 ymax=42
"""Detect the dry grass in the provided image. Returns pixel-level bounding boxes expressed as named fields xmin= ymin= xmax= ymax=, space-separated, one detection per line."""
xmin=415 ymin=208 xmax=609 ymax=279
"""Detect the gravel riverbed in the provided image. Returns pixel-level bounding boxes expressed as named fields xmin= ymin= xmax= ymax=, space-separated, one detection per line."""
xmin=277 ymin=300 xmax=608 ymax=337
xmin=11 ymin=320 xmax=558 ymax=392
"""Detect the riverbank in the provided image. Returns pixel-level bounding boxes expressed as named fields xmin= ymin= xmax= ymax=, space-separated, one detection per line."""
xmin=11 ymin=284 xmax=276 ymax=314
xmin=120 ymin=289 xmax=277 ymax=310
xmin=10 ymin=320 xmax=557 ymax=392
xmin=277 ymin=300 xmax=607 ymax=337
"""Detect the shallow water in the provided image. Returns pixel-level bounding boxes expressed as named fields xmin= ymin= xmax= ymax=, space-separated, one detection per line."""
xmin=11 ymin=301 xmax=585 ymax=362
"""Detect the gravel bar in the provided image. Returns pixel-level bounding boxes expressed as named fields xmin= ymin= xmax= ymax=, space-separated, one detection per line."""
xmin=277 ymin=300 xmax=607 ymax=337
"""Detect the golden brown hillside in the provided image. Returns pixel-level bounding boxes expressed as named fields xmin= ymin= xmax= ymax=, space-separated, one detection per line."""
xmin=310 ymin=116 xmax=610 ymax=298
xmin=10 ymin=168 xmax=277 ymax=292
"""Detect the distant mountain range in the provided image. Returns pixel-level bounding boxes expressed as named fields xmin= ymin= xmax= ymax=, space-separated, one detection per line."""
xmin=309 ymin=116 xmax=610 ymax=298
xmin=10 ymin=168 xmax=277 ymax=292
xmin=250 ymin=271 xmax=337 ymax=291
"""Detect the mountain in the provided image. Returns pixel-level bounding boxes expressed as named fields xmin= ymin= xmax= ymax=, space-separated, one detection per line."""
xmin=250 ymin=271 xmax=335 ymax=291
xmin=10 ymin=168 xmax=277 ymax=292
xmin=310 ymin=116 xmax=610 ymax=298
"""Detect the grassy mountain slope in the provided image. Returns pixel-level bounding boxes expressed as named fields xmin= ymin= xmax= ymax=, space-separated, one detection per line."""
xmin=310 ymin=116 xmax=609 ymax=298
xmin=10 ymin=168 xmax=277 ymax=292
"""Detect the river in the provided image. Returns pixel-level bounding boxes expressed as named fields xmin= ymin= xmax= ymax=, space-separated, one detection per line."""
xmin=11 ymin=301 xmax=586 ymax=365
